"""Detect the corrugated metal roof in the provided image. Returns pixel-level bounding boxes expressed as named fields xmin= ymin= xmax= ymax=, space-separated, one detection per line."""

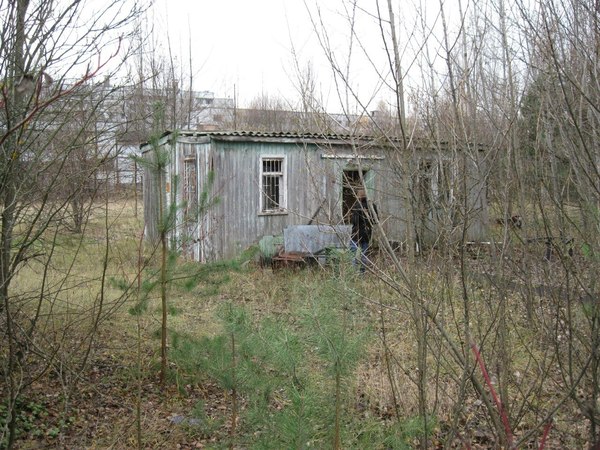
xmin=176 ymin=129 xmax=368 ymax=142
xmin=141 ymin=129 xmax=486 ymax=152
xmin=141 ymin=129 xmax=378 ymax=150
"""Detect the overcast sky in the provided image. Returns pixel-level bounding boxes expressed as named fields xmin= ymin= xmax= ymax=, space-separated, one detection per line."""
xmin=150 ymin=0 xmax=320 ymax=108
xmin=149 ymin=1 xmax=462 ymax=113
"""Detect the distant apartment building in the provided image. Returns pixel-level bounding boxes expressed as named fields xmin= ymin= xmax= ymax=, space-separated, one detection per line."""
xmin=30 ymin=77 xmax=398 ymax=188
xmin=111 ymin=87 xmax=233 ymax=185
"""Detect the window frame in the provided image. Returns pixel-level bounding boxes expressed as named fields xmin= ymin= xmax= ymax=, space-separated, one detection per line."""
xmin=433 ymin=159 xmax=454 ymax=205
xmin=182 ymin=155 xmax=198 ymax=218
xmin=259 ymin=155 xmax=287 ymax=215
xmin=416 ymin=158 xmax=456 ymax=212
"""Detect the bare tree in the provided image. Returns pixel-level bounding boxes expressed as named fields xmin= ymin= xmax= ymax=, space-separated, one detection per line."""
xmin=297 ymin=0 xmax=600 ymax=447
xmin=0 ymin=1 xmax=142 ymax=447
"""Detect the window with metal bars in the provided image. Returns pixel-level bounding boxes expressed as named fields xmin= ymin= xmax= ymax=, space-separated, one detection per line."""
xmin=183 ymin=157 xmax=198 ymax=217
xmin=260 ymin=157 xmax=286 ymax=213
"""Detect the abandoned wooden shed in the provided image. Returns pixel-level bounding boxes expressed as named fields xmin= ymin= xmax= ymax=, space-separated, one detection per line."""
xmin=141 ymin=130 xmax=488 ymax=262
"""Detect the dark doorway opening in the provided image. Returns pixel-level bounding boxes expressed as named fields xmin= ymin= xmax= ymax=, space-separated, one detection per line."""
xmin=342 ymin=169 xmax=368 ymax=224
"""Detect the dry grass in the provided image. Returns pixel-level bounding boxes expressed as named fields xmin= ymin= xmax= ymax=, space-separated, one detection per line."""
xmin=6 ymin=196 xmax=596 ymax=448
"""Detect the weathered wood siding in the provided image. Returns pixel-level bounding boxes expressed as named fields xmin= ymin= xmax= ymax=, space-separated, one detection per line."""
xmin=143 ymin=132 xmax=488 ymax=261
xmin=142 ymin=152 xmax=160 ymax=243
xmin=202 ymin=140 xmax=407 ymax=260
xmin=318 ymin=152 xmax=407 ymax=243
xmin=142 ymin=137 xmax=174 ymax=245
xmin=466 ymin=149 xmax=489 ymax=240
xmin=208 ymin=140 xmax=322 ymax=260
